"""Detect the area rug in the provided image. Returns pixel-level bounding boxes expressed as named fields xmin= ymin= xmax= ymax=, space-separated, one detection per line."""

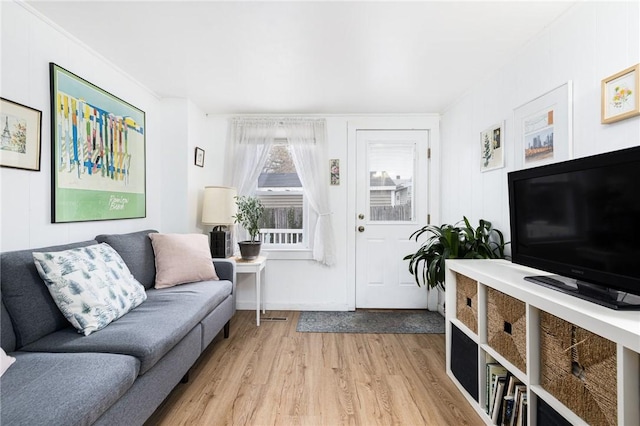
xmin=296 ymin=310 xmax=445 ymax=334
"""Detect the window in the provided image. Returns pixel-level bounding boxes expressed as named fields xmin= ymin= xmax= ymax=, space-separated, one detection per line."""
xmin=226 ymin=117 xmax=335 ymax=265
xmin=256 ymin=140 xmax=310 ymax=248
xmin=368 ymin=141 xmax=415 ymax=222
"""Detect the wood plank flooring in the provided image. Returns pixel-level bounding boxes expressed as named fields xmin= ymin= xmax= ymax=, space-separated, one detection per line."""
xmin=145 ymin=310 xmax=483 ymax=426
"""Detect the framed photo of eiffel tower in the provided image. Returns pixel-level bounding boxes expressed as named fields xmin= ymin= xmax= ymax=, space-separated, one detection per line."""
xmin=0 ymin=97 xmax=42 ymax=171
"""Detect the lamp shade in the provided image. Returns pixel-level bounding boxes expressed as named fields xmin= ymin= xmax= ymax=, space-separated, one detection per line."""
xmin=202 ymin=186 xmax=237 ymax=225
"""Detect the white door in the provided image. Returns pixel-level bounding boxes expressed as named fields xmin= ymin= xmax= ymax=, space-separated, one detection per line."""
xmin=355 ymin=129 xmax=430 ymax=308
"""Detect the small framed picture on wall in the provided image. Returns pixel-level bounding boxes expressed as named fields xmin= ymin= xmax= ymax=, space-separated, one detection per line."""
xmin=195 ymin=147 xmax=205 ymax=167
xmin=601 ymin=63 xmax=640 ymax=124
xmin=330 ymin=159 xmax=340 ymax=185
xmin=0 ymin=97 xmax=42 ymax=171
xmin=480 ymin=122 xmax=504 ymax=172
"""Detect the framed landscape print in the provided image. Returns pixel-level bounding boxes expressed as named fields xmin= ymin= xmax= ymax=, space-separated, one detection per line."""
xmin=514 ymin=81 xmax=573 ymax=169
xmin=0 ymin=97 xmax=42 ymax=171
xmin=50 ymin=63 xmax=146 ymax=223
xmin=601 ymin=63 xmax=639 ymax=124
xmin=480 ymin=121 xmax=504 ymax=172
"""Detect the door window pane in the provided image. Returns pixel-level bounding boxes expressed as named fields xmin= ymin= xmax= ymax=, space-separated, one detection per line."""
xmin=368 ymin=141 xmax=415 ymax=222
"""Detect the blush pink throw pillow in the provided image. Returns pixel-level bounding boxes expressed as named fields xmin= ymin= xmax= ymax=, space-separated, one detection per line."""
xmin=149 ymin=233 xmax=219 ymax=289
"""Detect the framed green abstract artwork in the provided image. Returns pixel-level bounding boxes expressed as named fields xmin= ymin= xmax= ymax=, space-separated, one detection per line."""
xmin=50 ymin=63 xmax=146 ymax=223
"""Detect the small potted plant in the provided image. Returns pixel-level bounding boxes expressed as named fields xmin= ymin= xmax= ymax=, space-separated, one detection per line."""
xmin=404 ymin=216 xmax=507 ymax=290
xmin=233 ymin=195 xmax=265 ymax=260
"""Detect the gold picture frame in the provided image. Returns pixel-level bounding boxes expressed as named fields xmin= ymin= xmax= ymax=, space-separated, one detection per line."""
xmin=601 ymin=63 xmax=640 ymax=124
xmin=0 ymin=97 xmax=42 ymax=171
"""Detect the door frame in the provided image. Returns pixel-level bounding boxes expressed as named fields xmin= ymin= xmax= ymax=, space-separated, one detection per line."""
xmin=346 ymin=116 xmax=441 ymax=311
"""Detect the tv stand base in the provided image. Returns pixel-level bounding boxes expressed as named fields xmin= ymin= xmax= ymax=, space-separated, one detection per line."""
xmin=524 ymin=275 xmax=640 ymax=310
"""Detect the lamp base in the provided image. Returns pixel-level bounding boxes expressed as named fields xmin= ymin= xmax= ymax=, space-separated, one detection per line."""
xmin=210 ymin=230 xmax=232 ymax=258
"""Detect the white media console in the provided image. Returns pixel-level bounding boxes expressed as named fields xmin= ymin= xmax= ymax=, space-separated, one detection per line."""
xmin=445 ymin=259 xmax=640 ymax=426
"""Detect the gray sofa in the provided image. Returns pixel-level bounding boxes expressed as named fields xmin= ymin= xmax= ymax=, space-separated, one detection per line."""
xmin=0 ymin=230 xmax=236 ymax=426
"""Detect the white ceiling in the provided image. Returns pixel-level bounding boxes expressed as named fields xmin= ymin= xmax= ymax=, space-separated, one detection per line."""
xmin=26 ymin=1 xmax=577 ymax=114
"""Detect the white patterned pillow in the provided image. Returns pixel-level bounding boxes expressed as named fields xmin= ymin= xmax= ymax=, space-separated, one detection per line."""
xmin=33 ymin=243 xmax=147 ymax=336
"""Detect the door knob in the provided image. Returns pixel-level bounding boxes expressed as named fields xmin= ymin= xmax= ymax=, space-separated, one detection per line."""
xmin=358 ymin=214 xmax=365 ymax=220
xmin=358 ymin=226 xmax=365 ymax=232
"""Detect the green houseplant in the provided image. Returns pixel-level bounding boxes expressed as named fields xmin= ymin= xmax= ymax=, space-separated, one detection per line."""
xmin=404 ymin=216 xmax=507 ymax=290
xmin=233 ymin=195 xmax=265 ymax=260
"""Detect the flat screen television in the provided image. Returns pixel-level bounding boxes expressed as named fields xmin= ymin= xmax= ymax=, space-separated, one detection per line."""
xmin=508 ymin=145 xmax=640 ymax=310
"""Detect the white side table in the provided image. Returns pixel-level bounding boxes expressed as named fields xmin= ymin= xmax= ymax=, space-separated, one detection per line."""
xmin=232 ymin=255 xmax=267 ymax=326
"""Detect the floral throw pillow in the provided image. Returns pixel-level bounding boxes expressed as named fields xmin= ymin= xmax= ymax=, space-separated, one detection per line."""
xmin=33 ymin=243 xmax=147 ymax=336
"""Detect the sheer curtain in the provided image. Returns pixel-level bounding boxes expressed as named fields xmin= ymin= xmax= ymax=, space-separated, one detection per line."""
xmin=224 ymin=117 xmax=336 ymax=266
xmin=286 ymin=119 xmax=336 ymax=266
xmin=224 ymin=118 xmax=278 ymax=197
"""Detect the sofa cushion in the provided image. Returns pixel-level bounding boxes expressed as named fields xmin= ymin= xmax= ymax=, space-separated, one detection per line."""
xmin=0 ymin=351 xmax=139 ymax=426
xmin=1 ymin=302 xmax=16 ymax=352
xmin=21 ymin=279 xmax=232 ymax=375
xmin=149 ymin=233 xmax=218 ymax=289
xmin=95 ymin=230 xmax=158 ymax=289
xmin=0 ymin=240 xmax=97 ymax=348
xmin=33 ymin=243 xmax=148 ymax=336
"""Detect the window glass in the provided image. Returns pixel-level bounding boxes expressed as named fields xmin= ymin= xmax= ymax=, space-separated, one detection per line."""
xmin=368 ymin=141 xmax=415 ymax=222
xmin=257 ymin=141 xmax=306 ymax=246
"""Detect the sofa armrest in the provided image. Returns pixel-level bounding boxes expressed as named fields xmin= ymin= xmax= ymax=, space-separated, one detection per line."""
xmin=213 ymin=259 xmax=235 ymax=286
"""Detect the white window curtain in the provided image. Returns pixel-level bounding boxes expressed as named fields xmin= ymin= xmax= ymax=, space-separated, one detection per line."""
xmin=285 ymin=119 xmax=336 ymax=266
xmin=224 ymin=117 xmax=336 ymax=266
xmin=224 ymin=118 xmax=278 ymax=197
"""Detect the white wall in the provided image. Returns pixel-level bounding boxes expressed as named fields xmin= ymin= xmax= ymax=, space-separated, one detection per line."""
xmin=0 ymin=1 xmax=166 ymax=251
xmin=156 ymin=98 xmax=216 ymax=234
xmin=441 ymin=1 xmax=640 ymax=248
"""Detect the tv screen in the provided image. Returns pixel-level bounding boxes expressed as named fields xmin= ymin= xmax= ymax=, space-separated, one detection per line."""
xmin=508 ymin=146 xmax=640 ymax=309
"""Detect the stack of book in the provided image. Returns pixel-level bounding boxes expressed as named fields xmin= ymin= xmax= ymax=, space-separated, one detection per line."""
xmin=485 ymin=363 xmax=528 ymax=426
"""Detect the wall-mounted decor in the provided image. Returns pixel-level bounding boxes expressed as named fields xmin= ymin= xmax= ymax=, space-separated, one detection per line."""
xmin=0 ymin=97 xmax=42 ymax=171
xmin=330 ymin=158 xmax=340 ymax=185
xmin=50 ymin=63 xmax=146 ymax=223
xmin=480 ymin=121 xmax=504 ymax=172
xmin=195 ymin=147 xmax=205 ymax=167
xmin=601 ymin=63 xmax=639 ymax=124
xmin=514 ymin=81 xmax=572 ymax=169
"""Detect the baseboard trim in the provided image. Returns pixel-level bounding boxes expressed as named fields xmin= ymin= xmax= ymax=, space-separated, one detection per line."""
xmin=235 ymin=302 xmax=352 ymax=311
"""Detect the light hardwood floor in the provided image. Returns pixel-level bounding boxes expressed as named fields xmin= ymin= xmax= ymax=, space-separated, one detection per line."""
xmin=146 ymin=310 xmax=483 ymax=426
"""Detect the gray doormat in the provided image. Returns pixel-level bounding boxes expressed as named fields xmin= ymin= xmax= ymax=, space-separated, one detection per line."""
xmin=296 ymin=310 xmax=445 ymax=334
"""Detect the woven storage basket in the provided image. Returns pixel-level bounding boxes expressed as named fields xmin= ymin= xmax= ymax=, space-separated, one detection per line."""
xmin=540 ymin=311 xmax=617 ymax=426
xmin=455 ymin=273 xmax=478 ymax=333
xmin=487 ymin=288 xmax=526 ymax=372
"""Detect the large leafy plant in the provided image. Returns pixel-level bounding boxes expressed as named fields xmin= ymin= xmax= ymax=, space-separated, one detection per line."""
xmin=233 ymin=196 xmax=264 ymax=242
xmin=404 ymin=217 xmax=507 ymax=290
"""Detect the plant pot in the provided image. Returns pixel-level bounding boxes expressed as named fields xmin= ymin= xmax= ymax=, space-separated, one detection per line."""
xmin=238 ymin=241 xmax=261 ymax=260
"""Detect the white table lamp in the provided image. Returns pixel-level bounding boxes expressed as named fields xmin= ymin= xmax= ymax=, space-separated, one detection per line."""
xmin=202 ymin=186 xmax=237 ymax=257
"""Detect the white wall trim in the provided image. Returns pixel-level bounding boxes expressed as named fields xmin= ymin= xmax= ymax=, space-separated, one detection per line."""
xmin=236 ymin=302 xmax=352 ymax=311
